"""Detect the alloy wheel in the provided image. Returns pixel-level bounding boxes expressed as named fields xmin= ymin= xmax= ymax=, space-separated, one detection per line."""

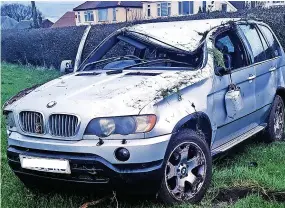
xmin=165 ymin=142 xmax=206 ymax=201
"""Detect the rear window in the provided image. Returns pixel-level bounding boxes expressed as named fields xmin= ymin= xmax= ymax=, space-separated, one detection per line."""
xmin=259 ymin=25 xmax=282 ymax=57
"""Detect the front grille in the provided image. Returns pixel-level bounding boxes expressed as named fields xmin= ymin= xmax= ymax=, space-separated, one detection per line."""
xmin=19 ymin=111 xmax=44 ymax=134
xmin=49 ymin=114 xmax=79 ymax=137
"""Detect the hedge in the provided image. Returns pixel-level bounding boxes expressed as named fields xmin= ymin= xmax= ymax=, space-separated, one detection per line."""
xmin=1 ymin=7 xmax=285 ymax=69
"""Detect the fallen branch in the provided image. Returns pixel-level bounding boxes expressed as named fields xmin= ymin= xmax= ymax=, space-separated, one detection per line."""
xmin=80 ymin=191 xmax=118 ymax=208
xmin=80 ymin=195 xmax=112 ymax=208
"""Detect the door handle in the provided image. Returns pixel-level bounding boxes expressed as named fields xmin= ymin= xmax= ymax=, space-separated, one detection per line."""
xmin=248 ymin=75 xmax=256 ymax=81
xmin=269 ymin=67 xmax=276 ymax=72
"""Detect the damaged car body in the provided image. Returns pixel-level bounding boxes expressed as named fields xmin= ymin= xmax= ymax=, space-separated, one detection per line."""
xmin=4 ymin=18 xmax=285 ymax=204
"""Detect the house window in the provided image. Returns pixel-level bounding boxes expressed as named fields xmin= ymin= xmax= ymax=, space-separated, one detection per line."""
xmin=221 ymin=3 xmax=227 ymax=12
xmin=77 ymin=12 xmax=81 ymax=22
xmin=147 ymin=4 xmax=151 ymax=17
xmin=157 ymin=4 xmax=160 ymax=16
xmin=168 ymin=3 xmax=171 ymax=15
xmin=203 ymin=1 xmax=207 ymax=12
xmin=157 ymin=2 xmax=171 ymax=17
xmin=98 ymin=9 xmax=108 ymax=21
xmin=179 ymin=1 xmax=194 ymax=15
xmin=113 ymin=8 xmax=116 ymax=21
xmin=84 ymin=10 xmax=94 ymax=22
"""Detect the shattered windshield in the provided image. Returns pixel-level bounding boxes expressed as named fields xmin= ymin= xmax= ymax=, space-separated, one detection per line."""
xmin=81 ymin=33 xmax=204 ymax=71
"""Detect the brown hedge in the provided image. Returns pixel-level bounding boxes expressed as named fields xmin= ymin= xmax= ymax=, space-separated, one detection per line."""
xmin=1 ymin=7 xmax=285 ymax=69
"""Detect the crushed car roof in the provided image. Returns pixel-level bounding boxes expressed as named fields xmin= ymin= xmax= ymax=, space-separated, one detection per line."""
xmin=127 ymin=18 xmax=239 ymax=52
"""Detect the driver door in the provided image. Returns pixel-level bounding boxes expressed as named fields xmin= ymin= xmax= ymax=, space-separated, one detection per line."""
xmin=212 ymin=28 xmax=257 ymax=149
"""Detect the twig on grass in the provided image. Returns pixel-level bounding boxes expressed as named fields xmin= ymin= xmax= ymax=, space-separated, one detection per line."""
xmin=80 ymin=195 xmax=112 ymax=208
xmin=80 ymin=191 xmax=118 ymax=208
xmin=111 ymin=191 xmax=119 ymax=208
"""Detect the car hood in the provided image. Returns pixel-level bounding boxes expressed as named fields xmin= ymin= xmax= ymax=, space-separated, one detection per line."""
xmin=8 ymin=69 xmax=211 ymax=117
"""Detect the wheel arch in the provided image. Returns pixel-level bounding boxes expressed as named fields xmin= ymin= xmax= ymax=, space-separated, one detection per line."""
xmin=171 ymin=112 xmax=212 ymax=147
xmin=276 ymin=87 xmax=285 ymax=104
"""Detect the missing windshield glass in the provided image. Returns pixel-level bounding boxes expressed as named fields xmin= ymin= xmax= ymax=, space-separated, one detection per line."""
xmin=81 ymin=31 xmax=205 ymax=71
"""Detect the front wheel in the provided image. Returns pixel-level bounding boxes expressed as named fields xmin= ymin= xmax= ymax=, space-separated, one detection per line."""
xmin=158 ymin=129 xmax=212 ymax=205
xmin=264 ymin=95 xmax=285 ymax=142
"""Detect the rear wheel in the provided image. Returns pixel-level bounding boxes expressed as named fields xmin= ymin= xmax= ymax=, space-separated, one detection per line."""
xmin=158 ymin=129 xmax=212 ymax=205
xmin=264 ymin=95 xmax=285 ymax=142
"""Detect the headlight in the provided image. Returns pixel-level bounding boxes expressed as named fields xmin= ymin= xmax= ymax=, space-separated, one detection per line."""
xmin=85 ymin=115 xmax=157 ymax=137
xmin=85 ymin=118 xmax=115 ymax=137
xmin=3 ymin=111 xmax=16 ymax=135
xmin=4 ymin=111 xmax=16 ymax=128
xmin=115 ymin=116 xmax=137 ymax=135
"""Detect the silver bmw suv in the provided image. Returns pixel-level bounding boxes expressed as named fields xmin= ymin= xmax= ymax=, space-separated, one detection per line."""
xmin=4 ymin=18 xmax=285 ymax=205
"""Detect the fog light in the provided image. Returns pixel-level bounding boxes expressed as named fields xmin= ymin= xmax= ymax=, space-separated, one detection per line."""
xmin=115 ymin=148 xmax=130 ymax=162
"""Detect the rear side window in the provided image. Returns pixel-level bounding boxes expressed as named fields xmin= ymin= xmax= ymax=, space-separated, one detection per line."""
xmin=239 ymin=24 xmax=266 ymax=63
xmin=259 ymin=25 xmax=281 ymax=57
xmin=258 ymin=28 xmax=273 ymax=59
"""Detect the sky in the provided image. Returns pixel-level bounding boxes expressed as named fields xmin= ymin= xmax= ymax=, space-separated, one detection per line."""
xmin=2 ymin=1 xmax=83 ymax=23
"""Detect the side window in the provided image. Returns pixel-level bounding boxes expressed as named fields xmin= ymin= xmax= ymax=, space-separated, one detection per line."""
xmin=258 ymin=28 xmax=273 ymax=59
xmin=239 ymin=24 xmax=266 ymax=63
xmin=259 ymin=25 xmax=282 ymax=57
xmin=214 ymin=30 xmax=248 ymax=70
xmin=217 ymin=36 xmax=235 ymax=53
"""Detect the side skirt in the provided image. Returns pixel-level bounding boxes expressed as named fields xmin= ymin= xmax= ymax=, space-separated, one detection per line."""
xmin=211 ymin=123 xmax=267 ymax=156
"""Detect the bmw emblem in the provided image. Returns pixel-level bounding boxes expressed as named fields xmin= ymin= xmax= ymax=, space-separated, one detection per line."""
xmin=47 ymin=101 xmax=57 ymax=108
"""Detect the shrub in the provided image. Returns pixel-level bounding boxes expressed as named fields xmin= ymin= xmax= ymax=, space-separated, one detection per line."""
xmin=1 ymin=7 xmax=285 ymax=69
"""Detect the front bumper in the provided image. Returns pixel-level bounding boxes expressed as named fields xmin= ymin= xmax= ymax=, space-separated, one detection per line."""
xmin=8 ymin=132 xmax=171 ymax=164
xmin=7 ymin=132 xmax=171 ymax=191
xmin=7 ymin=146 xmax=164 ymax=192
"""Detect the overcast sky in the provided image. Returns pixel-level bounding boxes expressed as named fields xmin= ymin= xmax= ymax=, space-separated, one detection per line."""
xmin=2 ymin=1 xmax=83 ymax=22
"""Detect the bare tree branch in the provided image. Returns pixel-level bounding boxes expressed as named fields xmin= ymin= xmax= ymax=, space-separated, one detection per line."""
xmin=1 ymin=3 xmax=43 ymax=27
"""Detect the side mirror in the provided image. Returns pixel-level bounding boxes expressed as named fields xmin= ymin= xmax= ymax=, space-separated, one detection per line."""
xmin=60 ymin=60 xmax=74 ymax=74
xmin=215 ymin=54 xmax=232 ymax=76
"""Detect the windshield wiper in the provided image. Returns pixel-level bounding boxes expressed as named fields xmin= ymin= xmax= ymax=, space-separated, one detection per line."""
xmin=83 ymin=55 xmax=144 ymax=71
xmin=122 ymin=59 xmax=193 ymax=69
xmin=106 ymin=69 xmax=123 ymax=75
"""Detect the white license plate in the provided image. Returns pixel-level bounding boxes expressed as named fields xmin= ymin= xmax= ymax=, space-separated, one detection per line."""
xmin=19 ymin=155 xmax=71 ymax=174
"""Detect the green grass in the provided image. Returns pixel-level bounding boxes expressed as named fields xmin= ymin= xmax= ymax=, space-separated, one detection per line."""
xmin=1 ymin=63 xmax=285 ymax=207
xmin=233 ymin=194 xmax=285 ymax=208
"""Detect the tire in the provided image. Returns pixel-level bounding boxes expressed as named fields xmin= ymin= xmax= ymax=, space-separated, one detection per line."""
xmin=158 ymin=129 xmax=212 ymax=205
xmin=264 ymin=95 xmax=285 ymax=142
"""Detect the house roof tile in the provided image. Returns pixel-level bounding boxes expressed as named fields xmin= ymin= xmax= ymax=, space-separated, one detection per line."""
xmin=73 ymin=1 xmax=142 ymax=11
xmin=52 ymin=11 xmax=75 ymax=28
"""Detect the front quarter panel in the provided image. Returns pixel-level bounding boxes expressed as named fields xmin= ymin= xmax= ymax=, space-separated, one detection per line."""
xmin=143 ymin=72 xmax=214 ymax=138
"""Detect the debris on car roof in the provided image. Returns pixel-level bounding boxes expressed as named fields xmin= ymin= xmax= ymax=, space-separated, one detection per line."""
xmin=127 ymin=18 xmax=239 ymax=52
